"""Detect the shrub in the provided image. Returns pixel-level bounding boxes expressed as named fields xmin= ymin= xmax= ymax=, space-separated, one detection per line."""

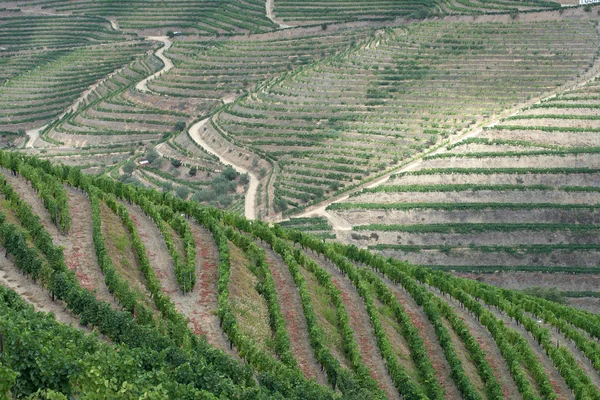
xmin=193 ymin=189 xmax=217 ymax=202
xmin=522 ymin=287 xmax=566 ymax=304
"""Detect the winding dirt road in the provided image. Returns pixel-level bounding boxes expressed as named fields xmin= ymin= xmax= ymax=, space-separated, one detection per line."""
xmin=136 ymin=36 xmax=173 ymax=92
xmin=266 ymin=0 xmax=292 ymax=29
xmin=188 ymin=118 xmax=259 ymax=220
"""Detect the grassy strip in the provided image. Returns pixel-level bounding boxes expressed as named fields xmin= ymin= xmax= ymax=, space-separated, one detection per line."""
xmin=424 ymin=147 xmax=600 ymax=160
xmin=353 ymin=223 xmax=600 ymax=233
xmin=422 ymin=265 xmax=600 ymax=274
xmin=369 ymin=244 xmax=600 ymax=254
xmin=358 ymin=184 xmax=553 ymax=194
xmin=327 ymin=202 xmax=600 ymax=211
xmin=392 ymin=167 xmax=600 ymax=178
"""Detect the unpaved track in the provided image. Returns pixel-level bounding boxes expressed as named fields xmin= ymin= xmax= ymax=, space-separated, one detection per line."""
xmin=188 ymin=118 xmax=259 ymax=220
xmin=306 ymin=253 xmax=399 ymax=399
xmin=0 ymin=171 xmax=118 ymax=308
xmin=188 ymin=219 xmax=238 ymax=357
xmin=136 ymin=36 xmax=173 ymax=92
xmin=25 ymin=48 xmax=136 ymax=148
xmin=258 ymin=242 xmax=327 ymax=384
xmin=265 ymin=0 xmax=292 ymax=29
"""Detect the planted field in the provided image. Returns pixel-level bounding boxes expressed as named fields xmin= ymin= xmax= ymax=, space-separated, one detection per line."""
xmin=0 ymin=33 xmax=151 ymax=131
xmin=150 ymin=28 xmax=375 ymax=99
xmin=215 ymin=18 xmax=599 ymax=215
xmin=273 ymin=0 xmax=561 ymax=25
xmin=7 ymin=0 xmax=276 ymax=34
xmin=4 ymin=2 xmax=600 ymax=398
xmin=3 ymin=152 xmax=600 ymax=399
xmin=330 ymin=67 xmax=600 ymax=310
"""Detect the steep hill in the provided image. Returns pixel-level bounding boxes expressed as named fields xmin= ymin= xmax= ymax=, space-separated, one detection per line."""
xmin=1 ymin=152 xmax=600 ymax=399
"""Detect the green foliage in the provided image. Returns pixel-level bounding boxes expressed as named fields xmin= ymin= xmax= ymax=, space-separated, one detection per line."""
xmin=521 ymin=287 xmax=567 ymax=304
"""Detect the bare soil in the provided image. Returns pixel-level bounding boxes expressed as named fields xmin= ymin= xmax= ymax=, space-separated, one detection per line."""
xmin=0 ymin=245 xmax=91 ymax=333
xmin=380 ymin=275 xmax=461 ymax=400
xmin=430 ymin=288 xmax=522 ymax=399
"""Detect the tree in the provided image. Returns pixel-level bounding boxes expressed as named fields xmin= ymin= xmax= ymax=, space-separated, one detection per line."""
xmin=222 ymin=166 xmax=237 ymax=181
xmin=189 ymin=166 xmax=197 ymax=176
xmin=259 ymin=168 xmax=267 ymax=178
xmin=122 ymin=160 xmax=136 ymax=174
xmin=239 ymin=173 xmax=249 ymax=185
xmin=167 ymin=30 xmax=175 ymax=38
xmin=171 ymin=159 xmax=182 ymax=168
xmin=145 ymin=149 xmax=160 ymax=163
xmin=174 ymin=121 xmax=186 ymax=131
xmin=176 ymin=186 xmax=190 ymax=199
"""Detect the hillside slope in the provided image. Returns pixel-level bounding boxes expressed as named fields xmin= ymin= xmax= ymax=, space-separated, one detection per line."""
xmin=1 ymin=152 xmax=599 ymax=399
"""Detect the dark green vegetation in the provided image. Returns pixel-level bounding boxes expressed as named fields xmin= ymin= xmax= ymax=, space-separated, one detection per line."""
xmin=2 ymin=1 xmax=600 ymax=398
xmin=1 ymin=148 xmax=600 ymax=398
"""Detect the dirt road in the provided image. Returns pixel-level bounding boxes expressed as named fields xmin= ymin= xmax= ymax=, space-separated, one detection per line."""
xmin=188 ymin=118 xmax=259 ymax=220
xmin=266 ymin=0 xmax=292 ymax=29
xmin=136 ymin=36 xmax=173 ymax=92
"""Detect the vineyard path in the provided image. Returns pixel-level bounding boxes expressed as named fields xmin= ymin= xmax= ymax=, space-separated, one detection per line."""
xmin=135 ymin=36 xmax=173 ymax=92
xmin=188 ymin=118 xmax=259 ymax=220
xmin=266 ymin=0 xmax=292 ymax=29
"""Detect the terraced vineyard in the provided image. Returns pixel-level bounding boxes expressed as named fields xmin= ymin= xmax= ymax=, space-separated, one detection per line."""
xmin=3 ymin=151 xmax=600 ymax=399
xmin=149 ymin=28 xmax=375 ymax=99
xmin=5 ymin=0 xmax=276 ymax=34
xmin=273 ymin=0 xmax=561 ymax=25
xmin=0 ymin=13 xmax=150 ymax=133
xmin=216 ymin=17 xmax=599 ymax=216
xmin=330 ymin=65 xmax=600 ymax=313
xmin=2 ymin=1 xmax=600 ymax=398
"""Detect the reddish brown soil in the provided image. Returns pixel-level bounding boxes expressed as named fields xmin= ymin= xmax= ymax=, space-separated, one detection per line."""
xmin=378 ymin=273 xmax=461 ymax=400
